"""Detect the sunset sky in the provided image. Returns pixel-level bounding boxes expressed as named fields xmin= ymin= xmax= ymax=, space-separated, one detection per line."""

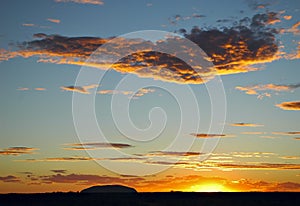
xmin=0 ymin=0 xmax=300 ymax=193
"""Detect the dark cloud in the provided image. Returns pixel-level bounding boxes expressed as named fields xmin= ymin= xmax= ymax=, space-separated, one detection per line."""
xmin=60 ymin=84 xmax=99 ymax=94
xmin=190 ymin=133 xmax=227 ymax=138
xmin=276 ymin=101 xmax=300 ymax=110
xmin=230 ymin=123 xmax=263 ymax=127
xmin=183 ymin=12 xmax=280 ymax=74
xmin=51 ymin=170 xmax=67 ymax=174
xmin=0 ymin=175 xmax=21 ymax=183
xmin=64 ymin=142 xmax=133 ymax=150
xmin=0 ymin=146 xmax=38 ymax=156
xmin=19 ymin=156 xmax=94 ymax=162
xmin=145 ymin=151 xmax=204 ymax=157
xmin=272 ymin=131 xmax=300 ymax=135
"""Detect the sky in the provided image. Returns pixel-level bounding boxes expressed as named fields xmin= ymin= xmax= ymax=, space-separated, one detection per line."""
xmin=0 ymin=0 xmax=300 ymax=193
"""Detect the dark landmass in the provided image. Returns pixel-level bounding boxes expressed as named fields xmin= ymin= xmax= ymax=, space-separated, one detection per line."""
xmin=80 ymin=185 xmax=137 ymax=193
xmin=0 ymin=192 xmax=299 ymax=206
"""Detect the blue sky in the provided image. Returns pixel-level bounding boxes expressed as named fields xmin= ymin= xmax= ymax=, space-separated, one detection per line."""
xmin=0 ymin=0 xmax=300 ymax=192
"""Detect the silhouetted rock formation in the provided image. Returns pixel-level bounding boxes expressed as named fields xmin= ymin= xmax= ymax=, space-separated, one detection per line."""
xmin=80 ymin=185 xmax=137 ymax=193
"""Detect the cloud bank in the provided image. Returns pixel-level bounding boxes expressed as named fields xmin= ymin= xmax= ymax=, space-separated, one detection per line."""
xmin=0 ymin=12 xmax=284 ymax=84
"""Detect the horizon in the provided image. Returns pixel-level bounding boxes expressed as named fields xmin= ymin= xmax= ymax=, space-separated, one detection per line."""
xmin=0 ymin=0 xmax=300 ymax=194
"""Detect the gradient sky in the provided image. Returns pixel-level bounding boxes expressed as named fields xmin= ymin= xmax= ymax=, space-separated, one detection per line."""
xmin=0 ymin=0 xmax=300 ymax=193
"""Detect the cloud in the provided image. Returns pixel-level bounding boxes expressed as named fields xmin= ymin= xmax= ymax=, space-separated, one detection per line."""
xmin=283 ymin=21 xmax=300 ymax=35
xmin=217 ymin=163 xmax=300 ymax=170
xmin=22 ymin=23 xmax=36 ymax=27
xmin=38 ymin=173 xmax=144 ymax=186
xmin=17 ymin=87 xmax=29 ymax=91
xmin=0 ymin=147 xmax=38 ymax=156
xmin=272 ymin=131 xmax=300 ymax=136
xmin=276 ymin=101 xmax=300 ymax=110
xmin=145 ymin=151 xmax=204 ymax=157
xmin=98 ymin=88 xmax=155 ymax=98
xmin=294 ymin=137 xmax=300 ymax=140
xmin=230 ymin=123 xmax=263 ymax=127
xmin=190 ymin=133 xmax=227 ymax=138
xmin=35 ymin=88 xmax=46 ymax=91
xmin=0 ymin=175 xmax=21 ymax=183
xmin=279 ymin=156 xmax=299 ymax=160
xmin=64 ymin=142 xmax=133 ymax=150
xmin=236 ymin=83 xmax=300 ymax=98
xmin=182 ymin=12 xmax=280 ymax=75
xmin=19 ymin=156 xmax=94 ymax=162
xmin=0 ymin=12 xmax=283 ymax=84
xmin=47 ymin=18 xmax=60 ymax=24
xmin=17 ymin=87 xmax=46 ymax=91
xmin=50 ymin=170 xmax=67 ymax=174
xmin=60 ymin=84 xmax=99 ymax=94
xmin=283 ymin=15 xmax=292 ymax=20
xmin=54 ymin=0 xmax=104 ymax=5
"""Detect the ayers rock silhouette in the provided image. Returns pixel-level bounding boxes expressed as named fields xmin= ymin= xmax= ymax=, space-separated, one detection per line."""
xmin=80 ymin=185 xmax=137 ymax=193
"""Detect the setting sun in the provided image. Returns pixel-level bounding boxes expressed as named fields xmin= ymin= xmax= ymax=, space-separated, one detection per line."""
xmin=189 ymin=184 xmax=231 ymax=192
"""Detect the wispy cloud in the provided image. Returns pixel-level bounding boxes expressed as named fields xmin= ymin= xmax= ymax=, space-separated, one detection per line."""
xmin=272 ymin=131 xmax=300 ymax=136
xmin=236 ymin=83 xmax=300 ymax=99
xmin=276 ymin=100 xmax=300 ymax=110
xmin=279 ymin=156 xmax=299 ymax=160
xmin=64 ymin=142 xmax=133 ymax=150
xmin=0 ymin=147 xmax=38 ymax=156
xmin=17 ymin=87 xmax=46 ymax=91
xmin=98 ymin=88 xmax=155 ymax=98
xmin=230 ymin=123 xmax=263 ymax=127
xmin=190 ymin=133 xmax=227 ymax=138
xmin=18 ymin=156 xmax=94 ymax=162
xmin=54 ymin=0 xmax=104 ymax=5
xmin=60 ymin=84 xmax=99 ymax=94
xmin=47 ymin=18 xmax=61 ymax=24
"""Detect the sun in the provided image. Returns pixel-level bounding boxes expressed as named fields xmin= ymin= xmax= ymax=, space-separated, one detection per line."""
xmin=189 ymin=183 xmax=230 ymax=192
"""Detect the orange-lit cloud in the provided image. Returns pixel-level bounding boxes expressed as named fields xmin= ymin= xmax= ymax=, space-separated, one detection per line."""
xmin=7 ymin=173 xmax=300 ymax=192
xmin=236 ymin=83 xmax=300 ymax=99
xmin=0 ymin=147 xmax=38 ymax=156
xmin=284 ymin=21 xmax=300 ymax=35
xmin=0 ymin=12 xmax=282 ymax=84
xmin=60 ymin=84 xmax=99 ymax=94
xmin=283 ymin=15 xmax=292 ymax=20
xmin=276 ymin=100 xmax=300 ymax=110
xmin=190 ymin=133 xmax=227 ymax=138
xmin=294 ymin=137 xmax=300 ymax=140
xmin=47 ymin=18 xmax=60 ymax=24
xmin=64 ymin=142 xmax=132 ymax=150
xmin=17 ymin=87 xmax=46 ymax=91
xmin=54 ymin=0 xmax=104 ymax=5
xmin=34 ymin=88 xmax=46 ymax=91
xmin=230 ymin=123 xmax=263 ymax=127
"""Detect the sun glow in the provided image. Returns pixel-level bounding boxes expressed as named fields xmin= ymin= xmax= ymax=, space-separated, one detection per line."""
xmin=189 ymin=183 xmax=230 ymax=192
